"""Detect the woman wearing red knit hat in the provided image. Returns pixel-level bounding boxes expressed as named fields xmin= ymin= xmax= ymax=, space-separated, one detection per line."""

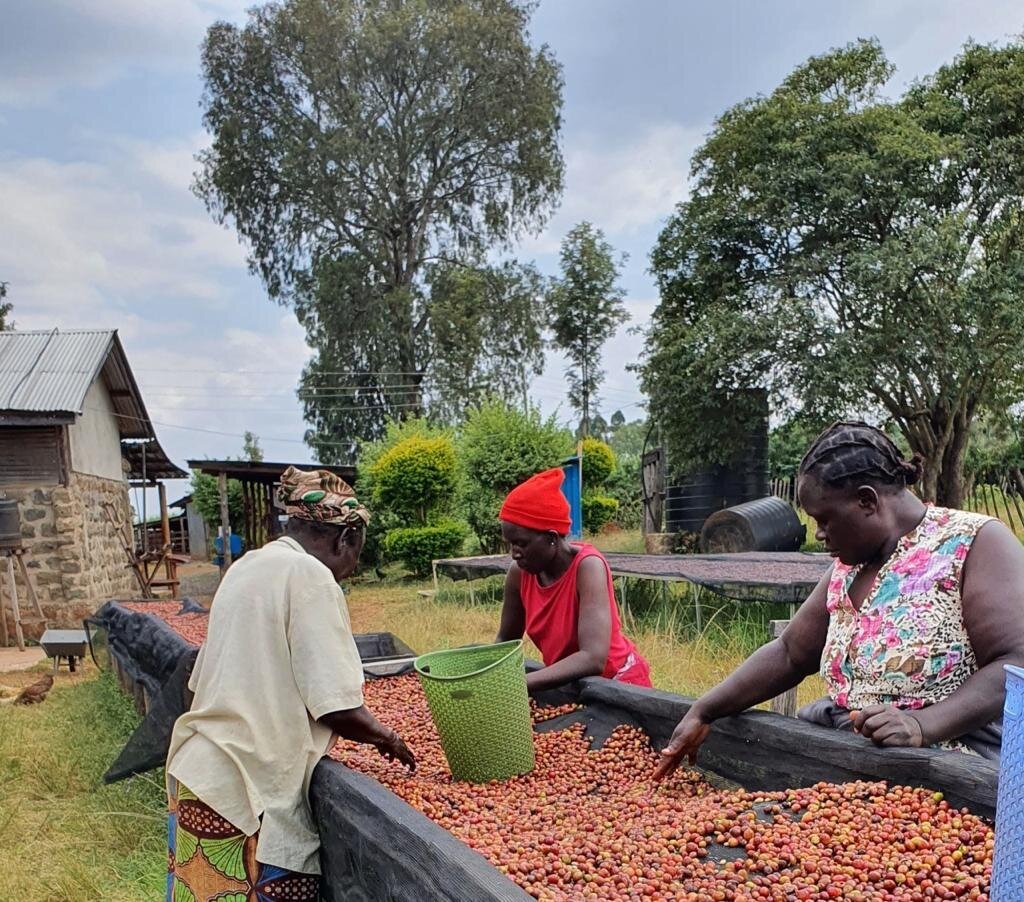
xmin=495 ymin=468 xmax=652 ymax=692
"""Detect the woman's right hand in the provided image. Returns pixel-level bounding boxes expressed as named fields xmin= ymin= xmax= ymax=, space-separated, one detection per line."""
xmin=652 ymin=710 xmax=711 ymax=781
xmin=375 ymin=728 xmax=417 ymax=772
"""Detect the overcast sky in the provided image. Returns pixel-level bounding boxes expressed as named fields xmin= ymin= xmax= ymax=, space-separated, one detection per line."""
xmin=2 ymin=1 xmax=1021 ymax=508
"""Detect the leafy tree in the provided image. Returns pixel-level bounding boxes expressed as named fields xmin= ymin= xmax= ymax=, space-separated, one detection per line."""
xmin=458 ymin=400 xmax=573 ymax=551
xmin=768 ymin=418 xmax=823 ymax=480
xmin=581 ymin=492 xmax=618 ymax=533
xmin=426 ymin=261 xmax=547 ymax=423
xmin=196 ymin=0 xmax=563 ymax=455
xmin=243 ymin=431 xmax=264 ymax=463
xmin=643 ymin=38 xmax=1024 ymax=506
xmin=607 ymin=416 xmax=649 ymax=460
xmin=191 ymin=470 xmax=244 ymax=533
xmin=383 ymin=520 xmax=467 ymax=576
xmin=548 ymin=222 xmax=628 ymax=435
xmin=0 ymin=282 xmax=11 ymax=330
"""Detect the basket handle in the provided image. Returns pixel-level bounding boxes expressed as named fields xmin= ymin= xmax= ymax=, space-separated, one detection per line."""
xmin=449 ymin=688 xmax=473 ymax=701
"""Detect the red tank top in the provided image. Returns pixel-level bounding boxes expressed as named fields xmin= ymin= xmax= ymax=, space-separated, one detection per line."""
xmin=518 ymin=543 xmax=643 ymax=679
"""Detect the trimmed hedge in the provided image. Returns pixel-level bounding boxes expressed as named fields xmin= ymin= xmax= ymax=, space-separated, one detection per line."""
xmin=371 ymin=435 xmax=458 ymax=525
xmin=383 ymin=521 xmax=467 ymax=577
xmin=582 ymin=492 xmax=619 ymax=533
xmin=581 ymin=437 xmax=616 ymax=487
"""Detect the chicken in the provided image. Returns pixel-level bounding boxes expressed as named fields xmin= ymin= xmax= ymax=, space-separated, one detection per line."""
xmin=12 ymin=673 xmax=54 ymax=705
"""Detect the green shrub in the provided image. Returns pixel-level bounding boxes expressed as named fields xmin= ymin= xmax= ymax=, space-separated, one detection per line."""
xmin=357 ymin=417 xmax=444 ymax=502
xmin=581 ymin=437 xmax=616 ymax=487
xmin=582 ymin=491 xmax=619 ymax=533
xmin=370 ymin=434 xmax=458 ymax=525
xmin=461 ymin=485 xmax=506 ymax=555
xmin=604 ymin=452 xmax=642 ymax=528
xmin=459 ymin=401 xmax=573 ymax=492
xmin=458 ymin=400 xmax=573 ymax=550
xmin=383 ymin=520 xmax=467 ymax=576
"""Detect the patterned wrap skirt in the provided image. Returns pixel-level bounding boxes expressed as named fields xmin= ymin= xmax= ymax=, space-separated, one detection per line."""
xmin=167 ymin=776 xmax=320 ymax=902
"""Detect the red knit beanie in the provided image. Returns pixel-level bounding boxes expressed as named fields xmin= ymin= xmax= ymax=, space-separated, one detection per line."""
xmin=499 ymin=468 xmax=571 ymax=535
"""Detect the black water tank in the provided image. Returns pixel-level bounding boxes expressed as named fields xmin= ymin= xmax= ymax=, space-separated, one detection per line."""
xmin=0 ymin=499 xmax=20 ymax=549
xmin=664 ymin=472 xmax=723 ymax=533
xmin=699 ymin=496 xmax=806 ymax=553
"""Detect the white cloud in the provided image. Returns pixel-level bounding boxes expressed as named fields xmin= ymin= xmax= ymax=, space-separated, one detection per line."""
xmin=0 ymin=0 xmax=251 ymax=106
xmin=0 ymin=147 xmax=249 ymax=329
xmin=523 ymin=122 xmax=702 ymax=254
xmin=0 ymin=137 xmax=321 ymax=471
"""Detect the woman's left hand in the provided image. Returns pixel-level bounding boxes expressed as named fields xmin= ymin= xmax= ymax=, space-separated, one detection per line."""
xmin=850 ymin=705 xmax=924 ymax=747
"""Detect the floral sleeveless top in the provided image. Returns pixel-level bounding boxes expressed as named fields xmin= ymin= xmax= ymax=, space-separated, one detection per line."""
xmin=821 ymin=505 xmax=991 ymax=712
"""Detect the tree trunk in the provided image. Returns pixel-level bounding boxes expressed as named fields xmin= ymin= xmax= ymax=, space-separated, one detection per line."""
xmin=936 ymin=419 xmax=969 ymax=509
xmin=909 ymin=404 xmax=973 ymax=508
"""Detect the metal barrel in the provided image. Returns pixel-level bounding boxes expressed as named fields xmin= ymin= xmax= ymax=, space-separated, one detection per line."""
xmin=699 ymin=496 xmax=806 ymax=553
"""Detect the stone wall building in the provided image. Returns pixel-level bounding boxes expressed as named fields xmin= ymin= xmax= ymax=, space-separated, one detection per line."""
xmin=0 ymin=329 xmax=185 ymax=640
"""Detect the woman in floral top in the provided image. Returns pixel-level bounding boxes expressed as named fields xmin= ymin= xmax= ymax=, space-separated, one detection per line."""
xmin=656 ymin=422 xmax=1024 ymax=779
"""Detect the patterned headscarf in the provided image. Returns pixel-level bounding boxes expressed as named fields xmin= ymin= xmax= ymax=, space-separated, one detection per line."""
xmin=277 ymin=466 xmax=370 ymax=527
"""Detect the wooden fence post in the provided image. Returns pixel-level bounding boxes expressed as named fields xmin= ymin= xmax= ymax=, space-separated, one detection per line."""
xmin=769 ymin=619 xmax=797 ymax=718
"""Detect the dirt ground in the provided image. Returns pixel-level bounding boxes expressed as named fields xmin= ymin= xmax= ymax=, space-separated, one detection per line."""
xmin=176 ymin=560 xmax=221 ymax=605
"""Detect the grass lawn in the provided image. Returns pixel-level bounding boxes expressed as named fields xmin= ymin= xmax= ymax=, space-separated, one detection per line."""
xmin=0 ymin=664 xmax=166 ymax=901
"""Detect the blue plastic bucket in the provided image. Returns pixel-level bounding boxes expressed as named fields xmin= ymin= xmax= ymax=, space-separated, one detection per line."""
xmin=991 ymin=664 xmax=1024 ymax=901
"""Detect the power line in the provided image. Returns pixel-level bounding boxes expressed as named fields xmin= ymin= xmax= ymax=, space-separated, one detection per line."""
xmin=86 ymin=406 xmax=354 ymax=448
xmin=134 ymin=370 xmax=648 ymax=401
xmin=136 ymin=381 xmax=647 ymax=402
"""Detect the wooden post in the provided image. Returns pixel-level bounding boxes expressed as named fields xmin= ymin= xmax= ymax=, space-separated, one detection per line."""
xmin=218 ymin=471 xmax=233 ymax=572
xmin=0 ymin=562 xmax=7 ymax=648
xmin=642 ymin=449 xmax=666 ymax=536
xmin=6 ymin=555 xmax=24 ymax=651
xmin=14 ymin=551 xmax=44 ymax=617
xmin=159 ymin=482 xmax=172 ymax=580
xmin=769 ymin=619 xmax=797 ymax=717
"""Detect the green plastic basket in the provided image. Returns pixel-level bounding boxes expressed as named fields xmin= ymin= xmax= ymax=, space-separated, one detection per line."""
xmin=414 ymin=640 xmax=535 ymax=783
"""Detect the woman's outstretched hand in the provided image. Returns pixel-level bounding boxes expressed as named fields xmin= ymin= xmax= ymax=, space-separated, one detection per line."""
xmin=652 ymin=710 xmax=711 ymax=781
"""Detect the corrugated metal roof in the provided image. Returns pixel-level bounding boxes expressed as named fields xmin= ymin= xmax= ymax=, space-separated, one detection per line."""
xmin=0 ymin=328 xmax=187 ymax=479
xmin=0 ymin=329 xmax=114 ymax=413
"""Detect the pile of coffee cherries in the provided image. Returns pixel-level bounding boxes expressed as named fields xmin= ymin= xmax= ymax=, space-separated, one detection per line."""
xmin=121 ymin=601 xmax=208 ymax=646
xmin=333 ymin=675 xmax=993 ymax=901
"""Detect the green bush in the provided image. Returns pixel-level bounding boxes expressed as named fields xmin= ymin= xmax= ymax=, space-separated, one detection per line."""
xmin=604 ymin=452 xmax=642 ymax=528
xmin=460 ymin=401 xmax=573 ymax=492
xmin=581 ymin=437 xmax=616 ymax=487
xmin=461 ymin=486 xmax=506 ymax=555
xmin=458 ymin=401 xmax=573 ymax=550
xmin=582 ymin=491 xmax=619 ymax=533
xmin=383 ymin=521 xmax=467 ymax=576
xmin=370 ymin=434 xmax=458 ymax=525
xmin=357 ymin=417 xmax=444 ymax=501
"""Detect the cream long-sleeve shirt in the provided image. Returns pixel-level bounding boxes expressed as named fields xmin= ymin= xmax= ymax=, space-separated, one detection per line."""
xmin=166 ymin=536 xmax=364 ymax=874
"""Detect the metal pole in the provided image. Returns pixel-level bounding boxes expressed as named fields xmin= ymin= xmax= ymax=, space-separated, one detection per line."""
xmin=693 ymin=584 xmax=703 ymax=635
xmin=219 ymin=471 xmax=233 ymax=572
